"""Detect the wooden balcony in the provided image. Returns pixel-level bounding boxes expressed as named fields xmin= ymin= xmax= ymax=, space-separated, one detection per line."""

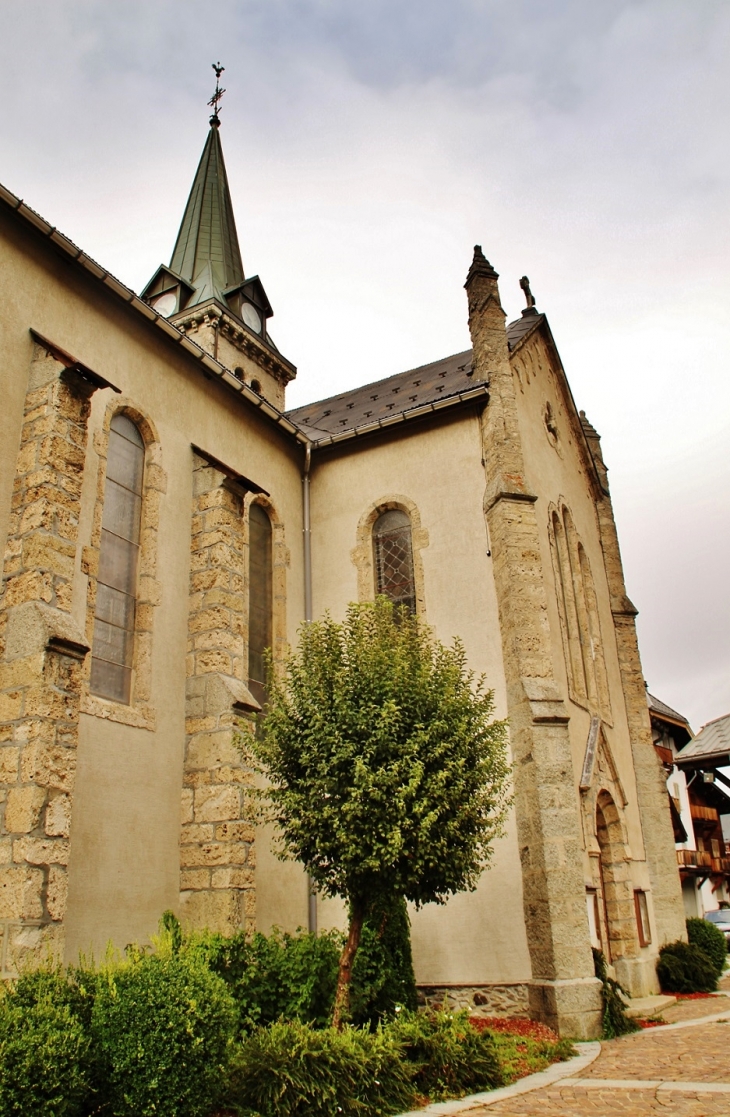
xmin=654 ymin=744 xmax=674 ymax=768
xmin=676 ymin=849 xmax=713 ymax=868
xmin=690 ymin=803 xmax=719 ymax=823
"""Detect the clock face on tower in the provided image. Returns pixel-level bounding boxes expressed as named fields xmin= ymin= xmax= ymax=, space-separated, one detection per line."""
xmin=152 ymin=291 xmax=177 ymax=318
xmin=241 ymin=302 xmax=262 ymax=334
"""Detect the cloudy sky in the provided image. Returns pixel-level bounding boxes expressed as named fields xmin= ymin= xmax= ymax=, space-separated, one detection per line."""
xmin=1 ymin=0 xmax=728 ymax=729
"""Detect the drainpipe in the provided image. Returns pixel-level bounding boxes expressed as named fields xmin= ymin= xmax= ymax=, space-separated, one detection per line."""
xmin=302 ymin=443 xmax=317 ymax=934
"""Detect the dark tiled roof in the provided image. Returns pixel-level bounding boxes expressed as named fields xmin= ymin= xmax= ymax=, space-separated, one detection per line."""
xmin=647 ymin=692 xmax=690 ymax=727
xmin=286 ymin=312 xmax=543 ymax=441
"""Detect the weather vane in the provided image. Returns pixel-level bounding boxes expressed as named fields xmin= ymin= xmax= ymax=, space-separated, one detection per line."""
xmin=208 ymin=62 xmax=226 ymax=125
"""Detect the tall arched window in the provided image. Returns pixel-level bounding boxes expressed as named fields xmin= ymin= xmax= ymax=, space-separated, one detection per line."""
xmin=248 ymin=502 xmax=272 ymax=707
xmin=90 ymin=413 xmax=144 ymax=704
xmin=550 ymin=503 xmax=610 ymax=719
xmin=373 ymin=509 xmax=416 ymax=614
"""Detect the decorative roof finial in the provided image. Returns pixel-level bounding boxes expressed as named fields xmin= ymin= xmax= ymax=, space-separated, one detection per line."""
xmin=519 ymin=275 xmax=539 ymax=316
xmin=208 ymin=62 xmax=226 ymax=127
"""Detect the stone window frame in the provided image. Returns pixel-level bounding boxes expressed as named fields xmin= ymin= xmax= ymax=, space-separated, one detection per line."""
xmin=548 ymin=498 xmax=611 ymax=724
xmin=80 ymin=398 xmax=166 ymax=730
xmin=242 ymin=492 xmax=288 ymax=683
xmin=351 ymin=495 xmax=429 ymax=616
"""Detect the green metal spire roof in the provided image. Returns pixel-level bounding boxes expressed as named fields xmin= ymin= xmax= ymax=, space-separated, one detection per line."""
xmin=169 ymin=120 xmax=244 ymax=308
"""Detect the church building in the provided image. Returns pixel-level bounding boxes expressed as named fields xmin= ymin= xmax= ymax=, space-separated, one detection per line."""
xmin=0 ymin=107 xmax=686 ymax=1037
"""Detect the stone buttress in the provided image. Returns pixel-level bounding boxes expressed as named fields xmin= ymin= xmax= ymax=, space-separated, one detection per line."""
xmin=581 ymin=414 xmax=686 ymax=975
xmin=0 ymin=337 xmax=115 ymax=975
xmin=466 ymin=248 xmax=602 ymax=1038
xmin=179 ymin=454 xmax=259 ymax=936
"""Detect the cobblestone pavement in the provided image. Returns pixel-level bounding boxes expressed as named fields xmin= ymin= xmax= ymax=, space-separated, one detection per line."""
xmin=462 ymin=1011 xmax=730 ymax=1116
xmin=661 ymin=995 xmax=730 ymax=1024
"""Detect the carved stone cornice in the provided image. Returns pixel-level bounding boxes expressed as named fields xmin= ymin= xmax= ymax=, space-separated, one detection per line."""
xmin=173 ymin=302 xmax=297 ymax=386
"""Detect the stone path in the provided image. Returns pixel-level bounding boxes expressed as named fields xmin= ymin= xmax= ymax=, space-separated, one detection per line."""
xmin=460 ymin=1011 xmax=730 ymax=1116
xmin=402 ymin=975 xmax=730 ymax=1117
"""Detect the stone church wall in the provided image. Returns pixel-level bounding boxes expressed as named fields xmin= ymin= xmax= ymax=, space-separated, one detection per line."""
xmin=0 ymin=208 xmax=308 ymax=964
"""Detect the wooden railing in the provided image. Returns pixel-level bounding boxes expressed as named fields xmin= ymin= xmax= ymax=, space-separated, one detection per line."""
xmin=690 ymin=803 xmax=719 ymax=822
xmin=676 ymin=849 xmax=713 ymax=868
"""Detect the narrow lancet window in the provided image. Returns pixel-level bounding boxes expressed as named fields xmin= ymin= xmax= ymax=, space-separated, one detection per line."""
xmin=90 ymin=414 xmax=144 ymax=704
xmin=373 ymin=509 xmax=416 ymax=614
xmin=248 ymin=502 xmax=273 ymax=707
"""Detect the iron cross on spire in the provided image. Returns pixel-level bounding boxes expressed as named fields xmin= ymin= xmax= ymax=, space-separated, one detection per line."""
xmin=208 ymin=62 xmax=226 ymax=125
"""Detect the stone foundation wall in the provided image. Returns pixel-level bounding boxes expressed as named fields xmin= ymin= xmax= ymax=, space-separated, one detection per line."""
xmin=418 ymin=983 xmax=530 ymax=1018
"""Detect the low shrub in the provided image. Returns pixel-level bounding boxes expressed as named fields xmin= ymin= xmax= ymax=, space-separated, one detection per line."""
xmin=191 ymin=926 xmax=342 ymax=1032
xmin=592 ymin=949 xmax=639 ymax=1039
xmin=227 ymin=1019 xmax=415 ymax=1117
xmin=686 ymin=917 xmax=727 ymax=977
xmin=351 ymin=896 xmax=418 ymax=1027
xmin=0 ymin=985 xmax=90 ymax=1117
xmin=91 ymin=952 xmax=237 ymax=1117
xmin=389 ymin=1009 xmax=504 ymax=1101
xmin=657 ymin=940 xmax=718 ymax=994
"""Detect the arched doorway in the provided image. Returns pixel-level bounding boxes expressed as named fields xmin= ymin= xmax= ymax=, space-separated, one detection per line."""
xmin=595 ymin=791 xmax=639 ymax=964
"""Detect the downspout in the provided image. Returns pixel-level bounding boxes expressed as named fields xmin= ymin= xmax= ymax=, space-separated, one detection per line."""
xmin=302 ymin=442 xmax=317 ymax=933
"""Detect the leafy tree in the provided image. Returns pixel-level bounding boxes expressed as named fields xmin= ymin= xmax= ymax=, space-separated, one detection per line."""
xmin=249 ymin=598 xmax=511 ymax=1026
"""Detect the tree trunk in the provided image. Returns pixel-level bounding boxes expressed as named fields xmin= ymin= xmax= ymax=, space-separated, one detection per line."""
xmin=332 ymin=898 xmax=366 ymax=1029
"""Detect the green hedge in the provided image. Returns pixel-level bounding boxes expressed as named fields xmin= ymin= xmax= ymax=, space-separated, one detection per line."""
xmin=191 ymin=926 xmax=342 ymax=1033
xmin=389 ymin=1009 xmax=504 ymax=1100
xmin=227 ymin=1019 xmax=414 ymax=1117
xmin=0 ymin=916 xmax=568 ymax=1116
xmin=657 ymin=940 xmax=718 ymax=994
xmin=190 ymin=901 xmax=417 ymax=1033
xmin=0 ymin=980 xmax=90 ymax=1117
xmin=91 ymin=952 xmax=237 ymax=1117
xmin=686 ymin=917 xmax=727 ymax=978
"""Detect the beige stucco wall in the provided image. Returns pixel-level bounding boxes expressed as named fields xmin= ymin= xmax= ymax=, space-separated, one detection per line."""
xmin=0 ymin=209 xmax=308 ymax=959
xmin=307 ymin=410 xmax=532 ymax=986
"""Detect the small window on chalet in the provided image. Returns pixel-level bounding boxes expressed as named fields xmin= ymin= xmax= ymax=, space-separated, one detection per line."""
xmin=89 ymin=414 xmax=144 ymax=704
xmin=248 ymin=503 xmax=273 ymax=707
xmin=373 ymin=509 xmax=416 ymax=614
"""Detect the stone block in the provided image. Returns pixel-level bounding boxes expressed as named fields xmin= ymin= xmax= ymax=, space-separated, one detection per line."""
xmin=193 ymin=785 xmax=240 ymax=823
xmin=22 ymin=534 xmax=75 ymax=579
xmin=13 ymin=836 xmax=69 ymax=866
xmin=4 ymin=786 xmax=46 ymax=833
xmin=215 ymin=821 xmax=255 ymax=843
xmin=211 ymin=866 xmax=254 ymax=890
xmin=179 ymin=888 xmax=242 ymax=935
xmin=186 ymin=731 xmax=239 ymax=771
xmin=0 ymin=865 xmax=44 ymax=919
xmin=0 ymin=690 xmax=22 ymax=722
xmin=180 ymin=869 xmax=211 ymax=891
xmin=180 ymin=822 xmax=215 ymax=844
xmin=47 ymin=865 xmax=68 ymax=921
xmin=180 ymin=841 xmax=249 ymax=868
xmin=45 ymin=793 xmax=71 ymax=837
xmin=0 ymin=746 xmax=20 ymax=783
xmin=180 ymin=789 xmax=194 ymax=824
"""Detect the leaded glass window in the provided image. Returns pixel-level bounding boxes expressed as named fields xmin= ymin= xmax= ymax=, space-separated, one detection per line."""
xmin=90 ymin=413 xmax=144 ymax=704
xmin=373 ymin=509 xmax=416 ymax=614
xmin=248 ymin=503 xmax=272 ymax=707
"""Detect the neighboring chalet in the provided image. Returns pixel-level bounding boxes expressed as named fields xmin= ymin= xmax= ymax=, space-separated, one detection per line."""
xmin=650 ymin=696 xmax=730 ymax=916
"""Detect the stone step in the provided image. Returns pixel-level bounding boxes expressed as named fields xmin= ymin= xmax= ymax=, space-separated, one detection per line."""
xmin=624 ymin=994 xmax=677 ymax=1019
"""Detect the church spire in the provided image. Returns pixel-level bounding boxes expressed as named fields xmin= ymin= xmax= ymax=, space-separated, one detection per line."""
xmin=168 ymin=114 xmax=245 ymax=309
